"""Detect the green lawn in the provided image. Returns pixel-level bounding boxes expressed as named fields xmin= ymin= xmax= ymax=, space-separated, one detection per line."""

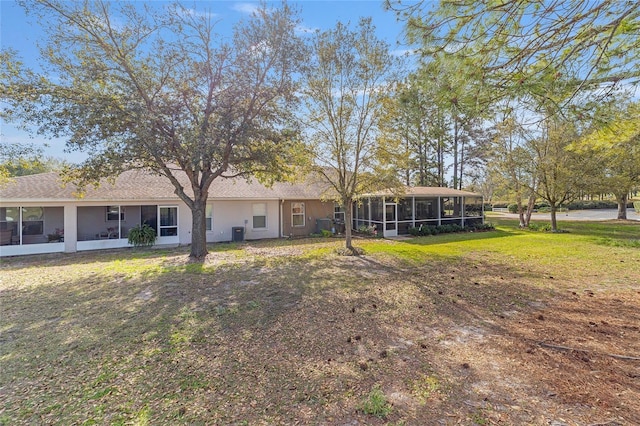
xmin=1 ymin=219 xmax=639 ymax=425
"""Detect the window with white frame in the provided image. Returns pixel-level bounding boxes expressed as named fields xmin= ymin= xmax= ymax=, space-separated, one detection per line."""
xmin=106 ymin=205 xmax=124 ymax=221
xmin=252 ymin=203 xmax=267 ymax=229
xmin=159 ymin=206 xmax=178 ymax=236
xmin=206 ymin=204 xmax=213 ymax=231
xmin=334 ymin=204 xmax=345 ymax=222
xmin=292 ymin=202 xmax=305 ymax=227
xmin=22 ymin=207 xmax=44 ymax=235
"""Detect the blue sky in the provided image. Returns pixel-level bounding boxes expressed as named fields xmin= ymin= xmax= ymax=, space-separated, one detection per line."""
xmin=0 ymin=0 xmax=412 ymax=163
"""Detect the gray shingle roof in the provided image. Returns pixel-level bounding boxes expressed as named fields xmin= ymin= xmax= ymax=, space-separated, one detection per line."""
xmin=0 ymin=169 xmax=481 ymax=202
xmin=364 ymin=186 xmax=481 ymax=198
xmin=0 ymin=169 xmax=330 ymax=202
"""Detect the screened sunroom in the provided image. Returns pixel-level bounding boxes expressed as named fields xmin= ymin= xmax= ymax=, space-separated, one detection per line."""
xmin=353 ymin=187 xmax=484 ymax=238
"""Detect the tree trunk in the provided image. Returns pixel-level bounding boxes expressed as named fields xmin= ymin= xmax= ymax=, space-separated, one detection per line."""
xmin=190 ymin=197 xmax=209 ymax=258
xmin=550 ymin=203 xmax=558 ymax=232
xmin=524 ymin=193 xmax=536 ymax=228
xmin=616 ymin=193 xmax=628 ymax=220
xmin=418 ymin=140 xmax=426 ymax=186
xmin=452 ymin=118 xmax=459 ymax=190
xmin=458 ymin=136 xmax=465 ymax=190
xmin=345 ymin=200 xmax=354 ymax=249
xmin=515 ymin=192 xmax=526 ymax=228
xmin=437 ymin=135 xmax=445 ymax=186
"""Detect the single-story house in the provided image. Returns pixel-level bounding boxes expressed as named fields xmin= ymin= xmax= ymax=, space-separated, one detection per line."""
xmin=0 ymin=170 xmax=483 ymax=257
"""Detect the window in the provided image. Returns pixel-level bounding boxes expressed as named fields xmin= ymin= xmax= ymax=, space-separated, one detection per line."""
xmin=334 ymin=204 xmax=345 ymax=223
xmin=159 ymin=206 xmax=178 ymax=236
xmin=106 ymin=205 xmax=124 ymax=221
xmin=442 ymin=197 xmax=461 ymax=217
xmin=206 ymin=204 xmax=213 ymax=231
xmin=22 ymin=207 xmax=44 ymax=235
xmin=292 ymin=202 xmax=305 ymax=227
xmin=141 ymin=205 xmax=158 ymax=233
xmin=1 ymin=207 xmax=19 ymax=240
xmin=252 ymin=203 xmax=267 ymax=229
xmin=464 ymin=197 xmax=483 ymax=217
xmin=397 ymin=199 xmax=413 ymax=221
xmin=370 ymin=199 xmax=383 ymax=222
xmin=415 ymin=199 xmax=437 ymax=220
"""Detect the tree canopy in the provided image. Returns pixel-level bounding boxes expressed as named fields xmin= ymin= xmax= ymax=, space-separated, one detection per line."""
xmin=1 ymin=0 xmax=306 ymax=258
xmin=387 ymin=0 xmax=640 ymax=107
xmin=572 ymin=101 xmax=640 ymax=219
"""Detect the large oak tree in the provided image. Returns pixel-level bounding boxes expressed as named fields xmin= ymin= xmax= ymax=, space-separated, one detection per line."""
xmin=1 ymin=0 xmax=305 ymax=258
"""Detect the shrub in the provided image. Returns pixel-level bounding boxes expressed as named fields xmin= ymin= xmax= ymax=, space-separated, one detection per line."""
xmin=128 ymin=224 xmax=157 ymax=247
xmin=437 ymin=224 xmax=452 ymax=234
xmin=360 ymin=386 xmax=392 ymax=419
xmin=409 ymin=222 xmax=493 ymax=236
xmin=408 ymin=227 xmax=421 ymax=236
xmin=424 ymin=225 xmax=437 ymax=235
xmin=470 ymin=223 xmax=495 ymax=231
xmin=507 ymin=204 xmax=518 ymax=213
xmin=450 ymin=223 xmax=463 ymax=232
xmin=409 ymin=225 xmax=439 ymax=236
xmin=357 ymin=225 xmax=376 ymax=235
xmin=528 ymin=223 xmax=552 ymax=232
xmin=320 ymin=229 xmax=332 ymax=238
xmin=565 ymin=200 xmax=619 ymax=210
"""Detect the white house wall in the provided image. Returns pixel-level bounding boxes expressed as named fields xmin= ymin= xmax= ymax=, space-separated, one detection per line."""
xmin=207 ymin=200 xmax=280 ymax=242
xmin=177 ymin=202 xmax=192 ymax=246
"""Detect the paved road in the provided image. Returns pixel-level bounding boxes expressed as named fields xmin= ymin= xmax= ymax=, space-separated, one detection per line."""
xmin=492 ymin=208 xmax=640 ymax=222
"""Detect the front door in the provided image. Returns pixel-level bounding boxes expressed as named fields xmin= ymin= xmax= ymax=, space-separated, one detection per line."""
xmin=384 ymin=203 xmax=397 ymax=238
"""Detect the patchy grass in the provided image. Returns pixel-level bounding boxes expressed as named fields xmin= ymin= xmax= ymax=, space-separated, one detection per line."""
xmin=359 ymin=385 xmax=392 ymax=418
xmin=1 ymin=220 xmax=639 ymax=425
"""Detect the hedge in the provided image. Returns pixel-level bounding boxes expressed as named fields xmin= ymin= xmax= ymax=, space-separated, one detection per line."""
xmin=497 ymin=200 xmax=634 ymax=212
xmin=408 ymin=223 xmax=494 ymax=237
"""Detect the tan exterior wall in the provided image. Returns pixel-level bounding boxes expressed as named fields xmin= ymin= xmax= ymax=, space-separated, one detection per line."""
xmin=282 ymin=199 xmax=334 ymax=238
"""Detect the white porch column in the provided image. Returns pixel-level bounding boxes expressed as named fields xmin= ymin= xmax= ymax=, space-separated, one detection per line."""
xmin=279 ymin=199 xmax=284 ymax=238
xmin=412 ymin=197 xmax=415 ymax=228
xmin=64 ymin=204 xmax=77 ymax=253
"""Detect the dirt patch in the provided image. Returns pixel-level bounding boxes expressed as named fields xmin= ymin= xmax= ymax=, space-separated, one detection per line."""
xmin=1 ymin=238 xmax=639 ymax=425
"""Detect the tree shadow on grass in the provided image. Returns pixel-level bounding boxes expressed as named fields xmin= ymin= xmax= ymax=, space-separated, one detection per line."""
xmin=2 ymin=243 xmax=638 ymax=424
xmin=0 ymin=237 xmax=338 ymax=272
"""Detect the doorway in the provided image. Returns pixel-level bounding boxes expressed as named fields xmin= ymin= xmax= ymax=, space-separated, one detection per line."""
xmin=384 ymin=203 xmax=397 ymax=238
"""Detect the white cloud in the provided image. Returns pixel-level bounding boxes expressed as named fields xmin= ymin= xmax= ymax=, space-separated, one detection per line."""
xmin=232 ymin=3 xmax=259 ymax=15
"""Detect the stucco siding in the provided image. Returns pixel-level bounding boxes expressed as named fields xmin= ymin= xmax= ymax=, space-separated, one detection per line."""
xmin=207 ymin=200 xmax=280 ymax=242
